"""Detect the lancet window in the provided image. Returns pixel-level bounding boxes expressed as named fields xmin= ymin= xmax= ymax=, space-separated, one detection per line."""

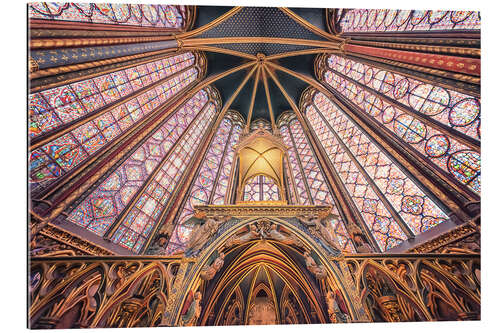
xmin=66 ymin=87 xmax=220 ymax=253
xmin=29 ymin=52 xmax=200 ymax=193
xmin=166 ymin=111 xmax=244 ymax=254
xmin=320 ymin=54 xmax=480 ymax=194
xmin=303 ymin=90 xmax=449 ymax=251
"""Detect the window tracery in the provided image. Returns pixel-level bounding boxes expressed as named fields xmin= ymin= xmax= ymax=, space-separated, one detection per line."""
xmin=278 ymin=113 xmax=355 ymax=252
xmin=321 ymin=54 xmax=480 ymax=194
xmin=29 ymin=2 xmax=187 ymax=28
xmin=29 ymin=52 xmax=199 ymax=192
xmin=66 ymin=87 xmax=219 ymax=252
xmin=304 ymin=90 xmax=449 ymax=251
xmin=166 ymin=111 xmax=244 ymax=254
xmin=336 ymin=10 xmax=480 ymax=33
xmin=243 ymin=175 xmax=281 ymax=202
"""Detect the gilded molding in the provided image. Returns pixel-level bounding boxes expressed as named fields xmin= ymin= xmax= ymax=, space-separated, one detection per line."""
xmin=183 ymin=37 xmax=339 ymax=49
xmin=193 ymin=204 xmax=332 ymax=218
xmin=30 ymin=35 xmax=183 ymax=50
xmin=184 ymin=45 xmax=257 ymax=60
xmin=279 ymin=8 xmax=343 ymax=42
xmin=30 ymin=28 xmax=179 ymax=38
xmin=39 ymin=224 xmax=115 ymax=256
xmin=346 ymin=51 xmax=480 ymax=85
xmin=265 ymin=47 xmax=337 ymax=60
xmin=345 ymin=44 xmax=480 ymax=76
xmin=343 ymin=52 xmax=480 ymax=97
xmin=29 ymin=56 xmax=39 ymax=73
xmin=29 ymin=46 xmax=178 ymax=80
xmin=407 ymin=223 xmax=478 ymax=253
xmin=176 ymin=7 xmax=243 ymax=40
xmin=350 ymin=39 xmax=480 ymax=57
xmin=30 ymin=232 xmax=87 ymax=257
xmin=246 ymin=66 xmax=261 ymax=128
xmin=347 ymin=36 xmax=480 ymax=48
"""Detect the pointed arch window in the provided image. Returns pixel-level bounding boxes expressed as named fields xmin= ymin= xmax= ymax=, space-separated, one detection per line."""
xmin=304 ymin=90 xmax=449 ymax=251
xmin=278 ymin=113 xmax=355 ymax=252
xmin=29 ymin=52 xmax=200 ymax=193
xmin=243 ymin=175 xmax=281 ymax=202
xmin=66 ymin=87 xmax=220 ymax=253
xmin=336 ymin=10 xmax=480 ymax=33
xmin=321 ymin=54 xmax=480 ymax=194
xmin=166 ymin=112 xmax=244 ymax=254
xmin=29 ymin=3 xmax=188 ymax=29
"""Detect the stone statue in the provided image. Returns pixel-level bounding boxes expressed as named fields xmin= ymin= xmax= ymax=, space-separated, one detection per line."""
xmin=146 ymin=235 xmax=169 ymax=255
xmin=303 ymin=250 xmax=327 ymax=279
xmin=326 ymin=289 xmax=349 ymax=323
xmin=299 ymin=215 xmax=340 ymax=251
xmin=326 ymin=290 xmax=340 ymax=323
xmin=347 ymin=223 xmax=373 ymax=253
xmin=313 ymin=218 xmax=340 ymax=251
xmin=225 ymin=224 xmax=259 ymax=247
xmin=180 ymin=291 xmax=202 ymax=326
xmin=267 ymin=224 xmax=304 ymax=247
xmin=297 ymin=214 xmax=316 ymax=226
xmin=187 ymin=216 xmax=230 ymax=253
xmin=200 ymin=252 xmax=225 ymax=281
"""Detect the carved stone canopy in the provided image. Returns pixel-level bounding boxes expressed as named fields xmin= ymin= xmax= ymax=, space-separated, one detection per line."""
xmin=234 ymin=128 xmax=288 ymax=203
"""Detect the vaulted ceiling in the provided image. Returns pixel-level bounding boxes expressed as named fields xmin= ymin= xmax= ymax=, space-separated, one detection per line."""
xmin=189 ymin=6 xmax=340 ymax=123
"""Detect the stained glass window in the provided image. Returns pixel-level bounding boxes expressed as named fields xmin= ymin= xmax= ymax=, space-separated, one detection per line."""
xmin=29 ymin=3 xmax=186 ymax=28
xmin=165 ymin=113 xmax=244 ymax=254
xmin=305 ymin=90 xmax=449 ymax=251
xmin=29 ymin=53 xmax=197 ymax=192
xmin=338 ymin=10 xmax=480 ymax=33
xmin=323 ymin=54 xmax=480 ymax=193
xmin=281 ymin=123 xmax=311 ymax=205
xmin=242 ymin=175 xmax=281 ymax=202
xmin=66 ymin=89 xmax=213 ymax=252
xmin=111 ymin=102 xmax=218 ymax=252
xmin=279 ymin=114 xmax=355 ymax=252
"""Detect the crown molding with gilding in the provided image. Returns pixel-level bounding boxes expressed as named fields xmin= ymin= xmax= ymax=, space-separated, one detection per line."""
xmin=193 ymin=204 xmax=332 ymax=219
xmin=39 ymin=224 xmax=115 ymax=256
xmin=407 ymin=223 xmax=477 ymax=253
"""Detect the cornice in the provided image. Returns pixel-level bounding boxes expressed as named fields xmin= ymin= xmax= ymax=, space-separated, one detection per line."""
xmin=407 ymin=223 xmax=478 ymax=254
xmin=193 ymin=204 xmax=332 ymax=219
xmin=38 ymin=223 xmax=115 ymax=256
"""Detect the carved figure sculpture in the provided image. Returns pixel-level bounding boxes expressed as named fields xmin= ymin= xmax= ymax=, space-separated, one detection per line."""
xmin=326 ymin=289 xmax=350 ymax=323
xmin=225 ymin=224 xmax=259 ymax=247
xmin=313 ymin=218 xmax=340 ymax=251
xmin=180 ymin=291 xmax=202 ymax=326
xmin=299 ymin=215 xmax=340 ymax=251
xmin=200 ymin=252 xmax=225 ymax=281
xmin=347 ymin=223 xmax=373 ymax=253
xmin=187 ymin=216 xmax=230 ymax=252
xmin=303 ymin=250 xmax=327 ymax=279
